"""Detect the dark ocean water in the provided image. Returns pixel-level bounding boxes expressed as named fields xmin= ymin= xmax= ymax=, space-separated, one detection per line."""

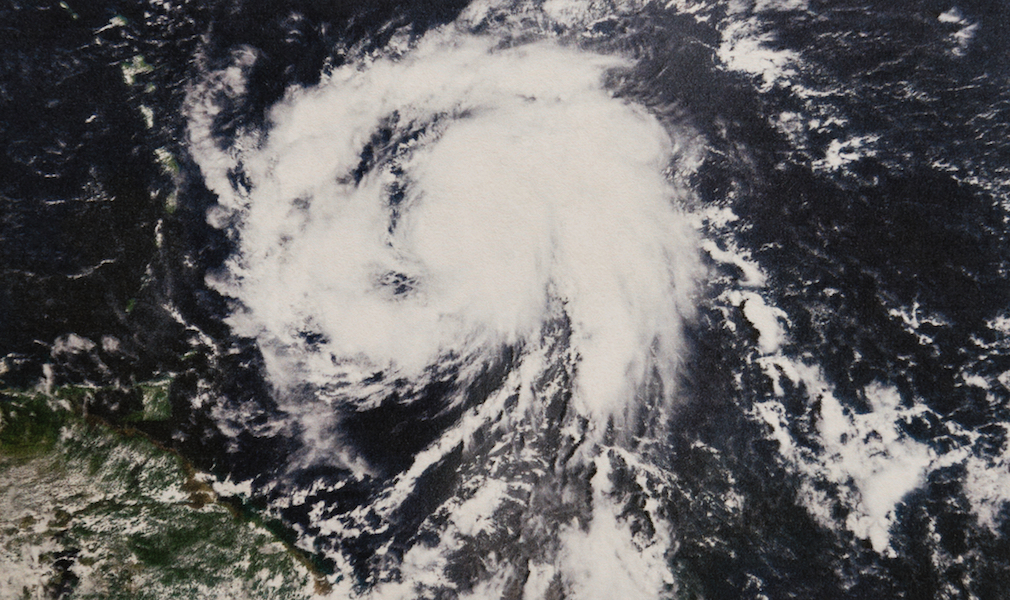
xmin=4 ymin=0 xmax=1010 ymax=597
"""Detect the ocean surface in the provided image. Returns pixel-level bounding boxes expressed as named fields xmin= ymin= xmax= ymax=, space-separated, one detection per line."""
xmin=3 ymin=0 xmax=1010 ymax=598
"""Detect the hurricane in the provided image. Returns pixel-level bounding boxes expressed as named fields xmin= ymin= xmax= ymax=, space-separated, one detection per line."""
xmin=5 ymin=0 xmax=1010 ymax=598
xmin=188 ymin=23 xmax=700 ymax=596
xmin=189 ymin=33 xmax=697 ymax=426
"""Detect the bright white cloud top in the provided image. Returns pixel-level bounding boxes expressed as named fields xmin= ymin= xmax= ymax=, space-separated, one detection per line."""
xmin=189 ymin=32 xmax=698 ymax=431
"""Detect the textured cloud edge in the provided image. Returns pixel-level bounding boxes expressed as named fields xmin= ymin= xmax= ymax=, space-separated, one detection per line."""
xmin=184 ymin=22 xmax=703 ymax=598
xmin=188 ymin=29 xmax=700 ymax=435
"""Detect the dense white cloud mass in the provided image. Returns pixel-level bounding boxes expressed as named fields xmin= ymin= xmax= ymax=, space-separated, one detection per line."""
xmin=189 ymin=31 xmax=698 ymax=428
xmin=188 ymin=27 xmax=699 ymax=597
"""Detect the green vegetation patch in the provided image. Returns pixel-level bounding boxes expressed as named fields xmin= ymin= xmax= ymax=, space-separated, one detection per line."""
xmin=154 ymin=148 xmax=180 ymax=176
xmin=0 ymin=386 xmax=316 ymax=599
xmin=121 ymin=55 xmax=154 ymax=86
xmin=0 ymin=392 xmax=65 ymax=458
xmin=127 ymin=379 xmax=173 ymax=422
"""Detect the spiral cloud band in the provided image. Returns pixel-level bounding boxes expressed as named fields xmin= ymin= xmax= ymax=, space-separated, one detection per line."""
xmin=190 ymin=31 xmax=698 ymax=432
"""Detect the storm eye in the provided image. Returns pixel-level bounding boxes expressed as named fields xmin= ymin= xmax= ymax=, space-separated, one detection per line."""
xmin=374 ymin=270 xmax=419 ymax=300
xmin=297 ymin=329 xmax=328 ymax=348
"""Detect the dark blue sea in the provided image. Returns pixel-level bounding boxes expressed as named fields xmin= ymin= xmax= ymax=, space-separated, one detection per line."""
xmin=3 ymin=0 xmax=1010 ymax=597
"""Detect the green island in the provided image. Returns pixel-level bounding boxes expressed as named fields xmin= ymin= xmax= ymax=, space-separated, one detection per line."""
xmin=0 ymin=384 xmax=323 ymax=599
